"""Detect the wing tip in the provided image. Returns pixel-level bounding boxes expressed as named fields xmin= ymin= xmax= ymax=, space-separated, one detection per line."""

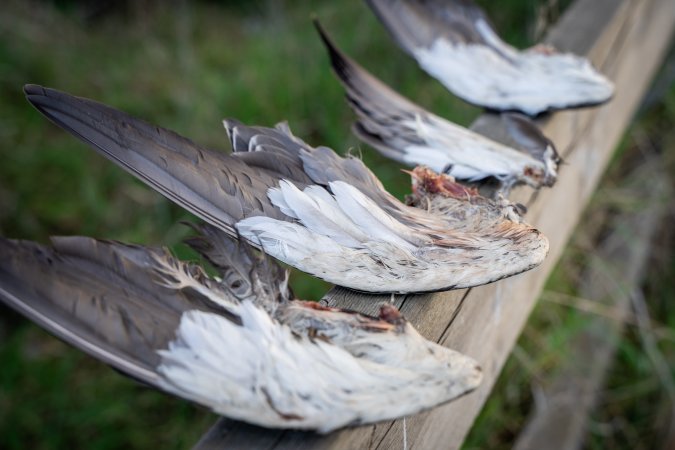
xmin=312 ymin=17 xmax=329 ymax=46
xmin=24 ymin=83 xmax=46 ymax=97
xmin=312 ymin=18 xmax=353 ymax=78
xmin=24 ymin=84 xmax=52 ymax=111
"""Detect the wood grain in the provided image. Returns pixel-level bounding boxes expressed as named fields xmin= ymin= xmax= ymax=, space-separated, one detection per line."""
xmin=195 ymin=0 xmax=675 ymax=447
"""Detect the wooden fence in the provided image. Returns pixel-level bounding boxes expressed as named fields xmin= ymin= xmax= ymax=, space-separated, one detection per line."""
xmin=195 ymin=0 xmax=675 ymax=447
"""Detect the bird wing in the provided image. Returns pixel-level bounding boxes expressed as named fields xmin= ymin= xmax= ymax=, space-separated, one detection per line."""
xmin=23 ymin=85 xmax=543 ymax=293
xmin=364 ymin=0 xmax=614 ymax=114
xmin=24 ymin=84 xmax=448 ymax=239
xmin=24 ymin=85 xmax=288 ymax=236
xmin=364 ymin=0 xmax=490 ymax=52
xmin=315 ymin=21 xmax=547 ymax=183
xmin=23 ymin=86 xmax=459 ymax=292
xmin=0 ymin=234 xmax=481 ymax=432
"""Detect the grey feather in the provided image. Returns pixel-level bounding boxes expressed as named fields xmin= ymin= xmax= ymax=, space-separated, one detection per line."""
xmin=470 ymin=113 xmax=553 ymax=158
xmin=224 ymin=118 xmax=313 ymax=184
xmin=226 ymin=119 xmax=417 ymax=228
xmin=225 ymin=116 xmax=403 ymax=219
xmin=0 ymin=236 xmax=232 ymax=385
xmin=364 ymin=0 xmax=490 ymax=50
xmin=315 ymin=20 xmax=428 ymax=159
xmin=184 ymin=222 xmax=291 ymax=312
xmin=24 ymin=85 xmax=288 ymax=235
xmin=500 ymin=113 xmax=559 ymax=163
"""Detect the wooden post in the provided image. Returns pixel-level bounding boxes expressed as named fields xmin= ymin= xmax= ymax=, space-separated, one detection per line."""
xmin=195 ymin=0 xmax=675 ymax=447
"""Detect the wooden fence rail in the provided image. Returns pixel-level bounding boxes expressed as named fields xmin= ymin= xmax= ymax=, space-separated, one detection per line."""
xmin=195 ymin=0 xmax=675 ymax=447
xmin=514 ymin=156 xmax=670 ymax=450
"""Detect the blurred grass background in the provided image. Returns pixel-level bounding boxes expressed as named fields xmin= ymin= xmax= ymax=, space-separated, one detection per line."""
xmin=0 ymin=0 xmax=671 ymax=448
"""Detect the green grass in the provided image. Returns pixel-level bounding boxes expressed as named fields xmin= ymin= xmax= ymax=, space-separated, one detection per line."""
xmin=0 ymin=0 xmax=670 ymax=448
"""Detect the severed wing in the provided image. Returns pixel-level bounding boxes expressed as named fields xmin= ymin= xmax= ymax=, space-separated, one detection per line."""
xmin=24 ymin=85 xmax=547 ymax=293
xmin=315 ymin=20 xmax=557 ymax=188
xmin=365 ymin=0 xmax=614 ymax=115
xmin=0 ymin=229 xmax=482 ymax=432
xmin=222 ymin=120 xmax=550 ymax=293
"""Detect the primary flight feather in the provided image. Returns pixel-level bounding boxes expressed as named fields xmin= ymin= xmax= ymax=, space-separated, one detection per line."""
xmin=365 ymin=0 xmax=614 ymax=115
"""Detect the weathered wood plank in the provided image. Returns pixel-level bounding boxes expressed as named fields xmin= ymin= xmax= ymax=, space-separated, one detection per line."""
xmin=513 ymin=158 xmax=670 ymax=450
xmin=195 ymin=0 xmax=675 ymax=447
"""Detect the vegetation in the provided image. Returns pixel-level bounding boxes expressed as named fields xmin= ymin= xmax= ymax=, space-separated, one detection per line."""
xmin=0 ymin=0 xmax=671 ymax=448
xmin=465 ymin=84 xmax=675 ymax=449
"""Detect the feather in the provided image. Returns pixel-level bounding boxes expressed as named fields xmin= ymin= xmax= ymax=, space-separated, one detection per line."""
xmin=329 ymin=181 xmax=427 ymax=249
xmin=0 ymin=236 xmax=229 ymax=385
xmin=183 ymin=223 xmax=290 ymax=311
xmin=272 ymin=181 xmax=370 ymax=247
xmin=315 ymin=21 xmax=559 ymax=189
xmin=0 ymin=233 xmax=482 ymax=432
xmin=365 ymin=0 xmax=614 ymax=115
xmin=24 ymin=85 xmax=287 ymax=235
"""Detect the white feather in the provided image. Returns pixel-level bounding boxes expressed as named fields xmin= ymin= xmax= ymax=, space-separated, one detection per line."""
xmin=329 ymin=181 xmax=427 ymax=249
xmin=302 ymin=184 xmax=337 ymax=205
xmin=267 ymin=187 xmax=297 ymax=219
xmin=404 ymin=113 xmax=544 ymax=182
xmin=157 ymin=303 xmax=482 ymax=432
xmin=414 ymin=19 xmax=614 ymax=115
xmin=236 ymin=216 xmax=345 ymax=266
xmin=269 ymin=180 xmax=369 ymax=247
